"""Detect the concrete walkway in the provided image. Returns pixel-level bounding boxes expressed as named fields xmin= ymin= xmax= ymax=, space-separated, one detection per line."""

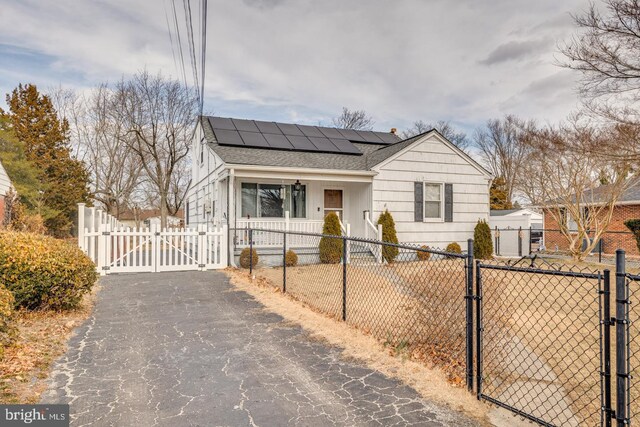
xmin=41 ymin=271 xmax=479 ymax=426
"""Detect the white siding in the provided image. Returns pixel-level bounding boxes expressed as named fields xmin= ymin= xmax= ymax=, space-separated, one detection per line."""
xmin=0 ymin=160 xmax=11 ymax=196
xmin=187 ymin=123 xmax=225 ymax=227
xmin=371 ymin=133 xmax=491 ymax=248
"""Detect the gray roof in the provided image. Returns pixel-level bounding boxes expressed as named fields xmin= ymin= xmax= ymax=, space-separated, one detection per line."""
xmin=201 ymin=116 xmax=487 ymax=174
xmin=582 ymin=178 xmax=640 ymax=204
xmin=490 ymin=209 xmax=522 ymax=216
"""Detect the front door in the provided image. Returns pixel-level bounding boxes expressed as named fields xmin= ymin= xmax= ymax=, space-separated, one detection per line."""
xmin=324 ymin=189 xmax=343 ymax=220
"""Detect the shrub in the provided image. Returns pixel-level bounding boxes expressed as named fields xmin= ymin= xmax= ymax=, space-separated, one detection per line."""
xmin=285 ymin=250 xmax=298 ymax=267
xmin=0 ymin=231 xmax=98 ymax=310
xmin=416 ymin=245 xmax=431 ymax=261
xmin=0 ymin=284 xmax=17 ymax=361
xmin=625 ymin=219 xmax=640 ymax=253
xmin=319 ymin=212 xmax=343 ymax=264
xmin=377 ymin=210 xmax=399 ymax=263
xmin=446 ymin=242 xmax=462 ymax=254
xmin=239 ymin=248 xmax=259 ymax=269
xmin=473 ymin=219 xmax=493 ymax=259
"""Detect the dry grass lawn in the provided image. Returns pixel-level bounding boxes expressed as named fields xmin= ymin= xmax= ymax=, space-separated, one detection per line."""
xmin=0 ymin=285 xmax=99 ymax=403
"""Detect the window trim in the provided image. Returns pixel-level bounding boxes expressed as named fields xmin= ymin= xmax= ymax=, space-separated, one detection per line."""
xmin=240 ymin=182 xmax=308 ymax=219
xmin=423 ymin=182 xmax=444 ymax=222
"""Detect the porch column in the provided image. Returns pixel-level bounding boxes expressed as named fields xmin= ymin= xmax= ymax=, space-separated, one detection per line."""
xmin=228 ymin=171 xmax=236 ymax=267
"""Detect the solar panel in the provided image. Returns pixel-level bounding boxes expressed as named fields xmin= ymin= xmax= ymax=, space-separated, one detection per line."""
xmin=214 ymin=129 xmax=244 ymax=145
xmin=318 ymin=127 xmax=345 ymax=139
xmin=375 ymin=131 xmax=401 ymax=144
xmin=255 ymin=120 xmax=282 ymax=135
xmin=232 ymin=119 xmax=260 ymax=133
xmin=297 ymin=125 xmax=325 ymax=138
xmin=277 ymin=123 xmax=304 ymax=136
xmin=355 ymin=130 xmax=385 ymax=143
xmin=263 ymin=133 xmax=293 ymax=149
xmin=330 ymin=138 xmax=362 ymax=154
xmin=336 ymin=128 xmax=367 ymax=142
xmin=209 ymin=117 xmax=236 ymax=130
xmin=308 ymin=137 xmax=339 ymax=152
xmin=239 ymin=131 xmax=269 ymax=147
xmin=286 ymin=135 xmax=316 ymax=151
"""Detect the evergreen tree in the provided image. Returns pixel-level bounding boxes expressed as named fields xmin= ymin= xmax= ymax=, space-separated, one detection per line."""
xmin=490 ymin=177 xmax=513 ymax=210
xmin=3 ymin=84 xmax=91 ymax=236
xmin=319 ymin=212 xmax=343 ymax=264
xmin=473 ymin=219 xmax=493 ymax=259
xmin=377 ymin=210 xmax=399 ymax=263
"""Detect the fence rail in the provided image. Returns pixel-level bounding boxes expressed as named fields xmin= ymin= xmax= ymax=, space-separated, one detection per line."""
xmin=233 ymin=226 xmax=640 ymax=427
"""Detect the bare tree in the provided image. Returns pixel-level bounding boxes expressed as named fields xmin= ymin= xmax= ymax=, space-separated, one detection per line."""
xmin=402 ymin=120 xmax=470 ymax=152
xmin=332 ymin=107 xmax=374 ymax=130
xmin=523 ymin=119 xmax=633 ymax=259
xmin=111 ymin=71 xmax=197 ymax=228
xmin=561 ymin=0 xmax=640 ymax=133
xmin=474 ymin=115 xmax=534 ymax=206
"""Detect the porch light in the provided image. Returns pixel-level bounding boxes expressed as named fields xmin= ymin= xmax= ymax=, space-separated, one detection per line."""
xmin=294 ymin=180 xmax=301 ymax=191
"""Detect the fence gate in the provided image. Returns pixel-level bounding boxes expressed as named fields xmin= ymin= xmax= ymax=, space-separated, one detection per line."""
xmin=476 ymin=261 xmax=607 ymax=427
xmin=80 ymin=224 xmax=228 ymax=274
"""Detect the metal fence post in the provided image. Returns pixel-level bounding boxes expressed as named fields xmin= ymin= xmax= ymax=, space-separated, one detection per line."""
xmin=475 ymin=259 xmax=482 ymax=400
xmin=528 ymin=226 xmax=532 ymax=255
xmin=466 ymin=238 xmax=474 ymax=392
xmin=342 ymin=236 xmax=347 ymax=322
xmin=615 ymin=249 xmax=628 ymax=427
xmin=249 ymin=228 xmax=253 ymax=275
xmin=603 ymin=269 xmax=613 ymax=427
xmin=518 ymin=226 xmax=523 ymax=257
xmin=283 ymin=231 xmax=287 ymax=293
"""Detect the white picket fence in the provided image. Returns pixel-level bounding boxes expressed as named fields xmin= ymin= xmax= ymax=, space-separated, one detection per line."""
xmin=77 ymin=204 xmax=228 ymax=275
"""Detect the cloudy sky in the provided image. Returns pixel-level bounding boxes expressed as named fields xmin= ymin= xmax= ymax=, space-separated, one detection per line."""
xmin=0 ymin=0 xmax=588 ymax=134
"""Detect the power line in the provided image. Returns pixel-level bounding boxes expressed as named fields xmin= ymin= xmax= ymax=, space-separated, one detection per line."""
xmin=163 ymin=0 xmax=179 ymax=80
xmin=183 ymin=0 xmax=200 ymax=103
xmin=200 ymin=0 xmax=208 ymax=116
xmin=170 ymin=0 xmax=189 ymax=90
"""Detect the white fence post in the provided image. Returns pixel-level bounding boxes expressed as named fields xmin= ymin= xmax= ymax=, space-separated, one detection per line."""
xmin=198 ymin=223 xmax=206 ymax=271
xmin=77 ymin=203 xmax=85 ymax=251
xmin=285 ymin=211 xmax=290 ymax=232
xmin=221 ymin=224 xmax=228 ymax=267
xmin=97 ymin=224 xmax=105 ymax=275
xmin=151 ymin=224 xmax=158 ymax=273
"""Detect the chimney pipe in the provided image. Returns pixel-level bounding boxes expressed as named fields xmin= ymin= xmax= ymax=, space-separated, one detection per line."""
xmin=390 ymin=128 xmax=397 ymax=134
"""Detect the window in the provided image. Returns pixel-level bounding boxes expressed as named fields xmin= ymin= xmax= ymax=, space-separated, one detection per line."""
xmin=424 ymin=183 xmax=442 ymax=219
xmin=241 ymin=183 xmax=306 ymax=218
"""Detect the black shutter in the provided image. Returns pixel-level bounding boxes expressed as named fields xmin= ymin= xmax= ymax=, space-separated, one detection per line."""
xmin=414 ymin=182 xmax=423 ymax=222
xmin=444 ymin=183 xmax=453 ymax=222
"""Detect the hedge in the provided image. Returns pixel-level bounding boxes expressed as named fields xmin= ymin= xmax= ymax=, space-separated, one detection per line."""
xmin=0 ymin=284 xmax=16 ymax=361
xmin=239 ymin=248 xmax=259 ymax=269
xmin=0 ymin=232 xmax=98 ymax=310
xmin=625 ymin=219 xmax=640 ymax=253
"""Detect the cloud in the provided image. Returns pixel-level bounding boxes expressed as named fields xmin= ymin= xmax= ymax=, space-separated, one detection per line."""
xmin=0 ymin=0 xmax=587 ymax=132
xmin=479 ymin=39 xmax=552 ymax=65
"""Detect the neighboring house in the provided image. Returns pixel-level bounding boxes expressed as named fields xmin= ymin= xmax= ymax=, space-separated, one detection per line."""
xmin=187 ymin=116 xmax=492 ymax=250
xmin=543 ymin=180 xmax=640 ymax=255
xmin=0 ymin=159 xmax=12 ymax=221
xmin=119 ymin=208 xmax=184 ymax=229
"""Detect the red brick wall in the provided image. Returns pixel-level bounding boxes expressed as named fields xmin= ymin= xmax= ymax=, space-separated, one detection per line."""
xmin=543 ymin=205 xmax=640 ymax=255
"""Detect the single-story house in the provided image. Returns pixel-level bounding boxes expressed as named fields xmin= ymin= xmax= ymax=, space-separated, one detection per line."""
xmin=119 ymin=208 xmax=184 ymax=229
xmin=543 ymin=180 xmax=640 ymax=255
xmin=187 ymin=116 xmax=492 ymax=253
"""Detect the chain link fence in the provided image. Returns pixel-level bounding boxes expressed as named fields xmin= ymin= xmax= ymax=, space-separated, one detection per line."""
xmin=230 ymin=226 xmax=640 ymax=426
xmin=231 ymin=227 xmax=471 ymax=383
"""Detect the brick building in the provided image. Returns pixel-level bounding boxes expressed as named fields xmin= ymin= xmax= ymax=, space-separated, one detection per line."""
xmin=543 ymin=182 xmax=640 ymax=256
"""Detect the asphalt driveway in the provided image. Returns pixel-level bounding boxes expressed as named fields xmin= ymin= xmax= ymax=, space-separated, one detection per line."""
xmin=41 ymin=271 xmax=479 ymax=426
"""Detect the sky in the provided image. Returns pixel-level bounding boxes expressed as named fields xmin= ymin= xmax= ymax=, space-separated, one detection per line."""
xmin=0 ymin=0 xmax=588 ymax=135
